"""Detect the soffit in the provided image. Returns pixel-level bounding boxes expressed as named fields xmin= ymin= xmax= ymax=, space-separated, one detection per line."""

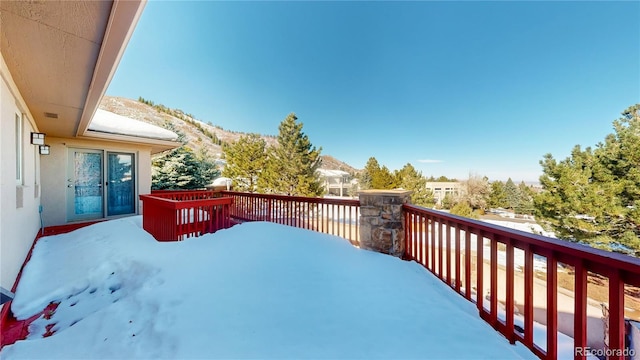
xmin=0 ymin=0 xmax=112 ymax=137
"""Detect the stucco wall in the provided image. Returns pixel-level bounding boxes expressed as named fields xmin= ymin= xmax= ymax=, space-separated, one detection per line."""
xmin=0 ymin=60 xmax=41 ymax=291
xmin=41 ymin=137 xmax=152 ymax=226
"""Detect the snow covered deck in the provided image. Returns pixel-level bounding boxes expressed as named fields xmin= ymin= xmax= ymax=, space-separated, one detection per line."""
xmin=1 ymin=217 xmax=535 ymax=359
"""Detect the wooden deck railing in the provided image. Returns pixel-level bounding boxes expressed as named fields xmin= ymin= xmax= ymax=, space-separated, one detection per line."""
xmin=221 ymin=191 xmax=361 ymax=245
xmin=140 ymin=191 xmax=233 ymax=241
xmin=403 ymin=204 xmax=640 ymax=360
xmin=149 ymin=189 xmax=223 ymax=200
xmin=140 ymin=189 xmax=640 ymax=359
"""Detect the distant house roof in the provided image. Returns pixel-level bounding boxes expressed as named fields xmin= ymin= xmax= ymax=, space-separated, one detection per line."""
xmin=211 ymin=177 xmax=232 ymax=186
xmin=317 ymin=169 xmax=350 ymax=177
xmin=88 ymin=109 xmax=179 ymax=141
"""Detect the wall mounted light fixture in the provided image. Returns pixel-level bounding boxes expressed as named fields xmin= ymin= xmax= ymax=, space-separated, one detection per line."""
xmin=31 ymin=132 xmax=46 ymax=145
xmin=39 ymin=145 xmax=50 ymax=155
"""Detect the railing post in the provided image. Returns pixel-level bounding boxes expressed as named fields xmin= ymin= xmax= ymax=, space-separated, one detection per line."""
xmin=358 ymin=190 xmax=412 ymax=257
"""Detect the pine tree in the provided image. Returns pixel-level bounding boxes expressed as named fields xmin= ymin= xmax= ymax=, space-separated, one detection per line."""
xmin=152 ymin=146 xmax=218 ymax=190
xmin=261 ymin=113 xmax=324 ymax=197
xmin=360 ymin=157 xmax=380 ymax=190
xmin=504 ymin=178 xmax=519 ymax=210
xmin=534 ymin=104 xmax=640 ymax=255
xmin=222 ymin=134 xmax=267 ymax=192
xmin=450 ymin=201 xmax=479 ymax=219
xmin=441 ymin=193 xmax=455 ymax=210
xmin=374 ymin=166 xmax=397 ymax=189
xmin=395 ymin=163 xmax=435 ymax=207
xmin=516 ymin=181 xmax=535 ymax=215
xmin=360 ymin=157 xmax=397 ymax=190
xmin=489 ymin=181 xmax=508 ymax=209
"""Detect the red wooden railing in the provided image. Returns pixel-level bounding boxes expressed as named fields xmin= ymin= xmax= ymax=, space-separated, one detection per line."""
xmin=221 ymin=191 xmax=361 ymax=245
xmin=150 ymin=189 xmax=223 ymax=200
xmin=140 ymin=189 xmax=640 ymax=359
xmin=140 ymin=191 xmax=233 ymax=241
xmin=403 ymin=204 xmax=640 ymax=360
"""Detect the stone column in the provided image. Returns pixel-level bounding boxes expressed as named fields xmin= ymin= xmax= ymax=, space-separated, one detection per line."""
xmin=358 ymin=190 xmax=412 ymax=257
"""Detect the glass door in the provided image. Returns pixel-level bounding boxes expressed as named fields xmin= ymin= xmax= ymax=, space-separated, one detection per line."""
xmin=107 ymin=152 xmax=135 ymax=216
xmin=67 ymin=149 xmax=104 ymax=221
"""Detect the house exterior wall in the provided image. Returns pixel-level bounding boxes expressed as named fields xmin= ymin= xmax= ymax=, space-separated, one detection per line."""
xmin=0 ymin=56 xmax=41 ymax=291
xmin=425 ymin=181 xmax=462 ymax=205
xmin=41 ymin=137 xmax=152 ymax=227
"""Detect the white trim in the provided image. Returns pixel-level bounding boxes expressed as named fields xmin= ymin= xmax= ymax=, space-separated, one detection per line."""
xmin=15 ymin=113 xmax=23 ymax=185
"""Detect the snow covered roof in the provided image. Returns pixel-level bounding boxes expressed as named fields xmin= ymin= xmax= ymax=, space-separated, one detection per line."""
xmin=317 ymin=169 xmax=350 ymax=177
xmin=210 ymin=177 xmax=231 ymax=186
xmin=88 ymin=109 xmax=179 ymax=141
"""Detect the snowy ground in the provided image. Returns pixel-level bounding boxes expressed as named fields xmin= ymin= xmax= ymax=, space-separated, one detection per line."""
xmin=1 ymin=217 xmax=537 ymax=359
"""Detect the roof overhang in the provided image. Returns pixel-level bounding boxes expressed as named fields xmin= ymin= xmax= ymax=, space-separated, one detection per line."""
xmin=0 ymin=0 xmax=146 ymax=138
xmin=82 ymin=131 xmax=180 ymax=154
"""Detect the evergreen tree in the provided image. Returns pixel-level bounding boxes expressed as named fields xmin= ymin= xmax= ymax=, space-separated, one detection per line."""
xmin=374 ymin=166 xmax=397 ymax=189
xmin=152 ymin=146 xmax=218 ymax=190
xmin=516 ymin=181 xmax=535 ymax=215
xmin=222 ymin=134 xmax=267 ymax=192
xmin=504 ymin=178 xmax=520 ymax=210
xmin=450 ymin=201 xmax=479 ymax=219
xmin=360 ymin=157 xmax=396 ymax=189
xmin=360 ymin=157 xmax=380 ymax=190
xmin=395 ymin=163 xmax=435 ymax=207
xmin=534 ymin=104 xmax=640 ymax=255
xmin=489 ymin=181 xmax=508 ymax=209
xmin=441 ymin=193 xmax=455 ymax=210
xmin=261 ymin=113 xmax=324 ymax=196
xmin=436 ymin=175 xmax=457 ymax=182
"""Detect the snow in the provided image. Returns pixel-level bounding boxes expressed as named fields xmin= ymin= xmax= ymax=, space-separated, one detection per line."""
xmin=88 ymin=109 xmax=179 ymax=141
xmin=1 ymin=217 xmax=536 ymax=359
xmin=209 ymin=176 xmax=232 ymax=187
xmin=316 ymin=169 xmax=350 ymax=177
xmin=480 ymin=219 xmax=556 ymax=238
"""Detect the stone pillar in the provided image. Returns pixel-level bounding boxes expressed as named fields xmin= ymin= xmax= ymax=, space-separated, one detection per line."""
xmin=358 ymin=190 xmax=412 ymax=257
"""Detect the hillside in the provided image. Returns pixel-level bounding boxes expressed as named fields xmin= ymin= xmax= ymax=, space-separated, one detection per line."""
xmin=98 ymin=96 xmax=359 ymax=172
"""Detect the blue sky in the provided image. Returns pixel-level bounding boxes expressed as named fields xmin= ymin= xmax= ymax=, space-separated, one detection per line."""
xmin=107 ymin=1 xmax=639 ymax=182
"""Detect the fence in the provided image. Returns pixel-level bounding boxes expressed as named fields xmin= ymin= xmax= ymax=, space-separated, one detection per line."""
xmin=403 ymin=204 xmax=640 ymax=360
xmin=221 ymin=191 xmax=361 ymax=245
xmin=140 ymin=191 xmax=232 ymax=241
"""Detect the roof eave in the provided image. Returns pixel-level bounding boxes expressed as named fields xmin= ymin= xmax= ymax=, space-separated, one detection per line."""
xmin=82 ymin=130 xmax=180 ymax=154
xmin=76 ymin=0 xmax=147 ymax=137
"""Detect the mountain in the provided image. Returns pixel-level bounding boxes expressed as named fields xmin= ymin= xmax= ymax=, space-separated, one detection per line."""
xmin=98 ymin=96 xmax=360 ymax=173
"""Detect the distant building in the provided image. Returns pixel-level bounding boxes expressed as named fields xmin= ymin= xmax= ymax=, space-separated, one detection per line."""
xmin=425 ymin=181 xmax=462 ymax=205
xmin=317 ymin=169 xmax=355 ymax=197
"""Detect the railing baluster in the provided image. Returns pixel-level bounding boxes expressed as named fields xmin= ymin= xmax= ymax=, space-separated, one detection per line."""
xmin=574 ymin=260 xmax=587 ymax=360
xmin=455 ymin=224 xmax=461 ymax=293
xmin=546 ymin=253 xmax=558 ymax=360
xmin=476 ymin=229 xmax=484 ymax=312
xmin=464 ymin=226 xmax=471 ymax=300
xmin=417 ymin=213 xmax=422 ymax=264
xmin=430 ymin=216 xmax=436 ymax=271
xmin=524 ymin=244 xmax=534 ymax=348
xmin=505 ymin=238 xmax=515 ymax=344
xmin=438 ymin=218 xmax=443 ymax=278
xmin=446 ymin=221 xmax=452 ymax=286
xmin=607 ymin=269 xmax=625 ymax=360
xmin=490 ymin=234 xmax=498 ymax=327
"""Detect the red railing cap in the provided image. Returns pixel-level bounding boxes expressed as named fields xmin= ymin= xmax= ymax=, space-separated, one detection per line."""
xmin=221 ymin=191 xmax=360 ymax=206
